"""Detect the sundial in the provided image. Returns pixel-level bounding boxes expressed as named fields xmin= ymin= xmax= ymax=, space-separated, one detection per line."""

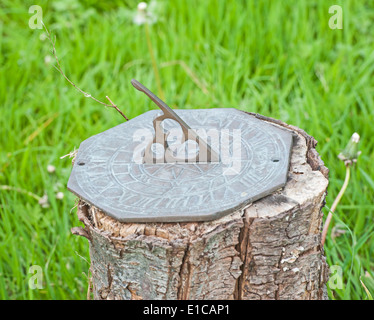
xmin=67 ymin=80 xmax=293 ymax=222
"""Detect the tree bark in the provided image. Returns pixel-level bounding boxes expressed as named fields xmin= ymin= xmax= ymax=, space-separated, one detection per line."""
xmin=72 ymin=115 xmax=329 ymax=300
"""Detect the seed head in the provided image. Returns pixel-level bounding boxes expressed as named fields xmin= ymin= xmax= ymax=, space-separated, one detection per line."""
xmin=338 ymin=132 xmax=361 ymax=166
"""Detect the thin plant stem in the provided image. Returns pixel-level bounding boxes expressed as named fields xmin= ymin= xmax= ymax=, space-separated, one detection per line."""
xmin=160 ymin=60 xmax=210 ymax=95
xmin=144 ymin=23 xmax=165 ymax=100
xmin=0 ymin=185 xmax=41 ymax=201
xmin=321 ymin=166 xmax=350 ymax=246
xmin=42 ymin=22 xmax=129 ymax=121
xmin=105 ymin=96 xmax=129 ymax=121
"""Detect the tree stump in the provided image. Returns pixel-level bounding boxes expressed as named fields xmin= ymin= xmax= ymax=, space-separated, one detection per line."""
xmin=72 ymin=114 xmax=329 ymax=300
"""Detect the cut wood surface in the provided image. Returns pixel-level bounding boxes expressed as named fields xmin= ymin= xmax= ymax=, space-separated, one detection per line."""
xmin=72 ymin=114 xmax=329 ymax=300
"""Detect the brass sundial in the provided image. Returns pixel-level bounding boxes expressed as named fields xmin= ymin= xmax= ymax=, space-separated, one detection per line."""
xmin=67 ymin=80 xmax=293 ymax=222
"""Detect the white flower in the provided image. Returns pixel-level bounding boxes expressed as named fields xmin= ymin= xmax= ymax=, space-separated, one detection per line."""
xmin=133 ymin=1 xmax=158 ymax=25
xmin=47 ymin=164 xmax=56 ymax=173
xmin=39 ymin=33 xmax=47 ymax=41
xmin=351 ymin=132 xmax=360 ymax=143
xmin=44 ymin=55 xmax=52 ymax=65
xmin=138 ymin=2 xmax=147 ymax=10
xmin=38 ymin=194 xmax=50 ymax=208
xmin=56 ymin=192 xmax=64 ymax=200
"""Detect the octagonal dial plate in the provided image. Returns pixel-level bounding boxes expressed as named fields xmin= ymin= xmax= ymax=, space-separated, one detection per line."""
xmin=67 ymin=109 xmax=293 ymax=222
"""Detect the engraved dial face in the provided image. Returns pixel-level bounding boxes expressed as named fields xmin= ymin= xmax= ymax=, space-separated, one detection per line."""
xmin=68 ymin=109 xmax=293 ymax=222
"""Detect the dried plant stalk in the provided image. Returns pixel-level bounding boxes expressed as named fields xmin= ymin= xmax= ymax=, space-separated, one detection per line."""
xmin=42 ymin=22 xmax=129 ymax=121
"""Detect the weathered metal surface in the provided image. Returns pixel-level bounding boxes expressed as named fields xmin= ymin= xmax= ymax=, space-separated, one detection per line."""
xmin=67 ymin=109 xmax=293 ymax=222
xmin=131 ymin=79 xmax=219 ymax=163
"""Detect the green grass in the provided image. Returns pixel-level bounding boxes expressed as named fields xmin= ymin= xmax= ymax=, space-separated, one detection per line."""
xmin=0 ymin=0 xmax=373 ymax=300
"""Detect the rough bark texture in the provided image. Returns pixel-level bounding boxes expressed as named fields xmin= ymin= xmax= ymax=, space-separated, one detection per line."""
xmin=72 ymin=116 xmax=329 ymax=300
